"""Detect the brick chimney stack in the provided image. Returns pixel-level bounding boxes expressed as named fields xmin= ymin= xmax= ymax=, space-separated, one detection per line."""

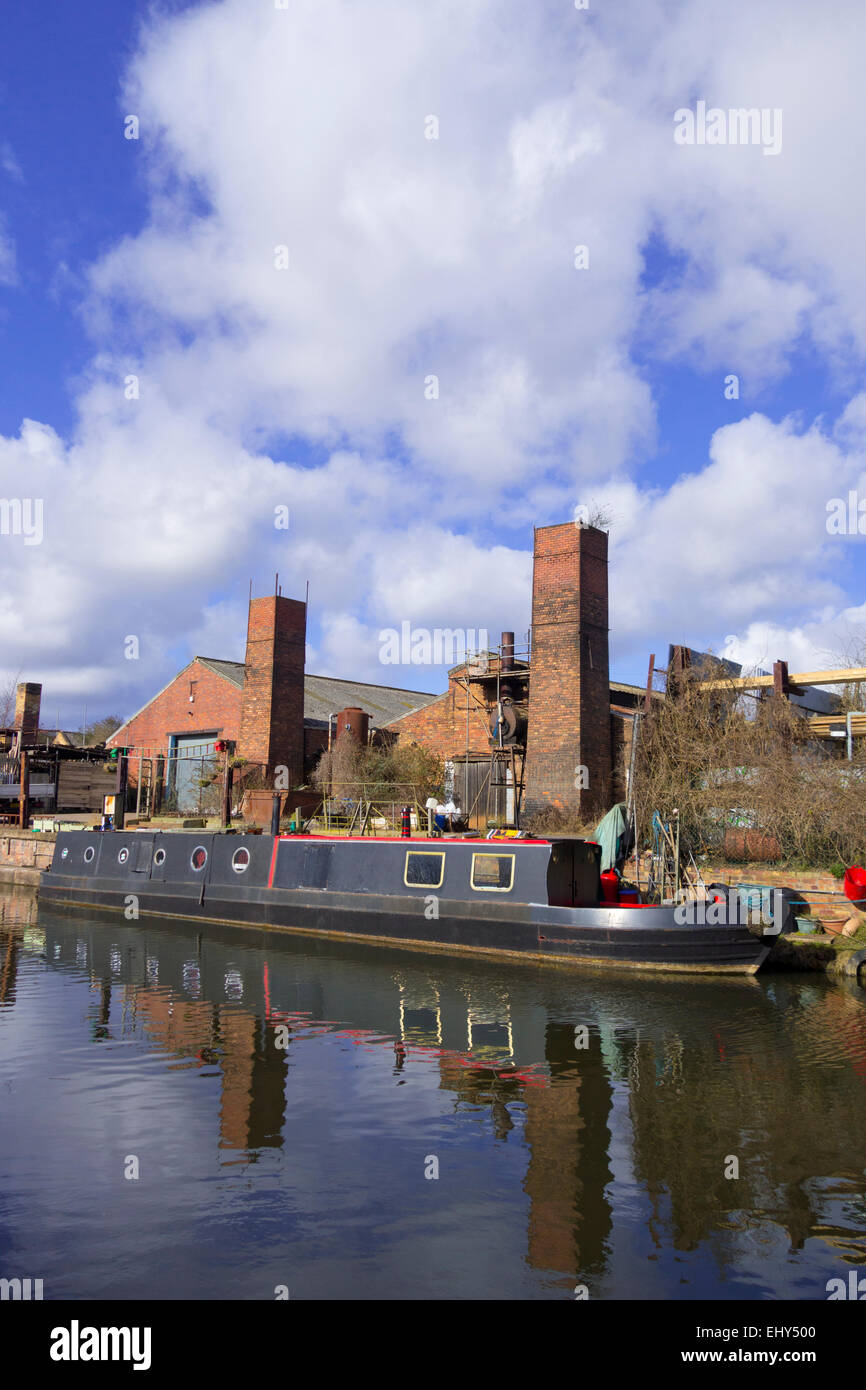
xmin=13 ymin=682 xmax=41 ymax=742
xmin=238 ymin=595 xmax=306 ymax=788
xmin=522 ymin=522 xmax=611 ymax=820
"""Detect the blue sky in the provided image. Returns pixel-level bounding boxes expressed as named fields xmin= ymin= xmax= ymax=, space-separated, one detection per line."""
xmin=1 ymin=0 xmax=865 ymax=728
xmin=0 ymin=2 xmax=147 ymax=437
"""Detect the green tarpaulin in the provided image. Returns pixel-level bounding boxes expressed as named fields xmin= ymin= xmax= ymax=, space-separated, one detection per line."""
xmin=594 ymin=801 xmax=630 ymax=872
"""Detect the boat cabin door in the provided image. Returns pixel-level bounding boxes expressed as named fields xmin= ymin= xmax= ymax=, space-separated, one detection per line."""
xmin=547 ymin=840 xmax=601 ymax=906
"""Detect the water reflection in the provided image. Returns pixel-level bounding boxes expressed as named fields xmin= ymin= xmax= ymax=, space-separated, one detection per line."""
xmin=1 ymin=892 xmax=866 ymax=1299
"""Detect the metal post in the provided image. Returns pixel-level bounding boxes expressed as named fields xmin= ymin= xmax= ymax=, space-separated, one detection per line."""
xmin=221 ymin=749 xmax=233 ymax=828
xmin=847 ymin=710 xmax=853 ymax=762
xmin=465 ymin=666 xmax=470 ymax=811
xmin=114 ymin=754 xmax=128 ymax=831
xmin=18 ymin=749 xmax=29 ymax=830
xmin=627 ymin=712 xmax=641 ymax=887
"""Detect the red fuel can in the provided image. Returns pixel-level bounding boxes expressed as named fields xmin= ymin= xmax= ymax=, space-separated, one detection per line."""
xmin=600 ymin=869 xmax=620 ymax=904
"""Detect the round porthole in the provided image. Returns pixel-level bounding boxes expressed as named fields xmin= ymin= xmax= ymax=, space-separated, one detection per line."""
xmin=231 ymin=847 xmax=250 ymax=874
xmin=118 ymin=847 xmax=129 ymax=865
xmin=153 ymin=848 xmax=166 ymax=867
xmin=191 ymin=846 xmax=208 ymax=871
xmin=61 ymin=847 xmax=69 ymax=860
xmin=83 ymin=846 xmax=95 ymax=864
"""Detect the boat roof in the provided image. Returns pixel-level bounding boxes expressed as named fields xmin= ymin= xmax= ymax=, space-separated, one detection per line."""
xmin=282 ymin=834 xmax=591 ymax=847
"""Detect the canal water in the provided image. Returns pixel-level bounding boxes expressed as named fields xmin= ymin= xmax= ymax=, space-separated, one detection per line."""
xmin=1 ymin=888 xmax=866 ymax=1301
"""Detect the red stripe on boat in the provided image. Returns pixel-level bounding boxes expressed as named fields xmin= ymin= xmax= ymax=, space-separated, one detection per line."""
xmin=267 ymin=836 xmax=280 ymax=888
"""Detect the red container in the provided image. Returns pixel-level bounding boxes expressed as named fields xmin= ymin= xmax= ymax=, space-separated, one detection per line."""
xmin=600 ymin=870 xmax=620 ymax=904
xmin=844 ymin=865 xmax=866 ymax=906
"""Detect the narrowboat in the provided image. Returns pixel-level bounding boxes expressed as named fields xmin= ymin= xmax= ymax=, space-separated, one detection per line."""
xmin=40 ymin=830 xmax=773 ymax=975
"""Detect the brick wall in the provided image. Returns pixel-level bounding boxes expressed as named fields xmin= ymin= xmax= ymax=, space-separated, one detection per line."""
xmin=0 ymin=832 xmax=56 ymax=869
xmin=610 ymin=711 xmax=635 ymax=803
xmin=238 ymin=595 xmax=306 ymax=788
xmin=386 ymin=670 xmax=492 ymax=760
xmin=523 ymin=522 xmax=611 ymax=819
xmin=704 ymin=864 xmax=854 ymax=934
xmin=108 ymin=660 xmax=243 ymax=764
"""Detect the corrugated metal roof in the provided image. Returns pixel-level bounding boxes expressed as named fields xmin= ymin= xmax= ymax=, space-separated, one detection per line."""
xmin=110 ymin=657 xmax=437 ymax=740
xmin=196 ymin=658 xmax=436 ymax=724
xmin=302 ymin=673 xmax=437 ymax=726
xmin=196 ymin=657 xmax=246 ymax=689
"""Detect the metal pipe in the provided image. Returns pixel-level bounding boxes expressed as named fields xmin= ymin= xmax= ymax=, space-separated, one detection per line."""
xmin=847 ymin=709 xmax=853 ymax=762
xmin=18 ymin=749 xmax=29 ymax=830
xmin=221 ymin=748 xmax=233 ymax=828
xmin=114 ymin=753 xmax=128 ymax=831
xmin=627 ymin=712 xmax=641 ymax=887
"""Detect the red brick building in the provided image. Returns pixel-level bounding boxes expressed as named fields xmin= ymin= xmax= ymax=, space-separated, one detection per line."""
xmin=109 ymin=526 xmax=647 ymax=824
xmin=108 ymin=594 xmax=436 ymax=812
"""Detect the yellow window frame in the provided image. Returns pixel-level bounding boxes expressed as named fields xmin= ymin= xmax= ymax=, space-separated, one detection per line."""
xmin=470 ymin=852 xmax=515 ymax=892
xmin=404 ymin=850 xmax=445 ymax=889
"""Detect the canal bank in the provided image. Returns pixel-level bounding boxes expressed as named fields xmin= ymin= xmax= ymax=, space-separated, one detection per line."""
xmin=0 ymin=829 xmax=55 ymax=888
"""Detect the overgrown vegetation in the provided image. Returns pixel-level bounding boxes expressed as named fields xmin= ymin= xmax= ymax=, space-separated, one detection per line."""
xmin=522 ymin=805 xmax=597 ymax=838
xmin=313 ymin=737 xmax=444 ymax=809
xmin=632 ymin=659 xmax=866 ymax=870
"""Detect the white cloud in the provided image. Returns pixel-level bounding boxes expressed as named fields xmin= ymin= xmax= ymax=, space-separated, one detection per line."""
xmin=3 ymin=0 xmax=866 ymax=716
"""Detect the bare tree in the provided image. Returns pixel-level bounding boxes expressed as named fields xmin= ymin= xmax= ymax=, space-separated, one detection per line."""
xmin=84 ymin=715 xmax=124 ymax=746
xmin=633 ymin=658 xmax=866 ymax=871
xmin=0 ymin=671 xmax=21 ymax=729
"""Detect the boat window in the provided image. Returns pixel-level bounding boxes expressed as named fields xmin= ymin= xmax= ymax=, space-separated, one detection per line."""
xmin=84 ymin=846 xmax=95 ymax=864
xmin=404 ymin=851 xmax=445 ymax=888
xmin=153 ymin=848 xmax=166 ymax=866
xmin=470 ymin=853 xmax=515 ymax=892
xmin=190 ymin=846 xmax=208 ymax=871
xmin=117 ymin=847 xmax=129 ymax=865
xmin=232 ymin=847 xmax=251 ymax=874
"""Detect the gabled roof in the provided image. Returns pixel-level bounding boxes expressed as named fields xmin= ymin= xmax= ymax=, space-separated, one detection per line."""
xmin=196 ymin=657 xmax=246 ymax=689
xmin=302 ymin=674 xmax=437 ymax=726
xmin=109 ymin=657 xmax=216 ymax=741
xmin=109 ymin=657 xmax=437 ymax=741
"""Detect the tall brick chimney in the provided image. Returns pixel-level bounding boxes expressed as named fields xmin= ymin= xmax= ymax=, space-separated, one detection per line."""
xmin=238 ymin=595 xmax=306 ymax=787
xmin=522 ymin=522 xmax=611 ymax=820
xmin=13 ymin=682 xmax=41 ymax=741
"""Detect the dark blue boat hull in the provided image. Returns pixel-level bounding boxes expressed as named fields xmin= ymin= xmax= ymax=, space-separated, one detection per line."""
xmin=40 ymin=831 xmax=771 ymax=976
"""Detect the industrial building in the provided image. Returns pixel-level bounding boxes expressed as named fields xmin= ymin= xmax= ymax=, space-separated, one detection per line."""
xmin=106 ymin=594 xmax=438 ymax=813
xmin=103 ymin=520 xmax=642 ymax=824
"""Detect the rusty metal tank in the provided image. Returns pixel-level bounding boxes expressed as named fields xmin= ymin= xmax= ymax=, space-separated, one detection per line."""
xmin=335 ymin=707 xmax=370 ymax=745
